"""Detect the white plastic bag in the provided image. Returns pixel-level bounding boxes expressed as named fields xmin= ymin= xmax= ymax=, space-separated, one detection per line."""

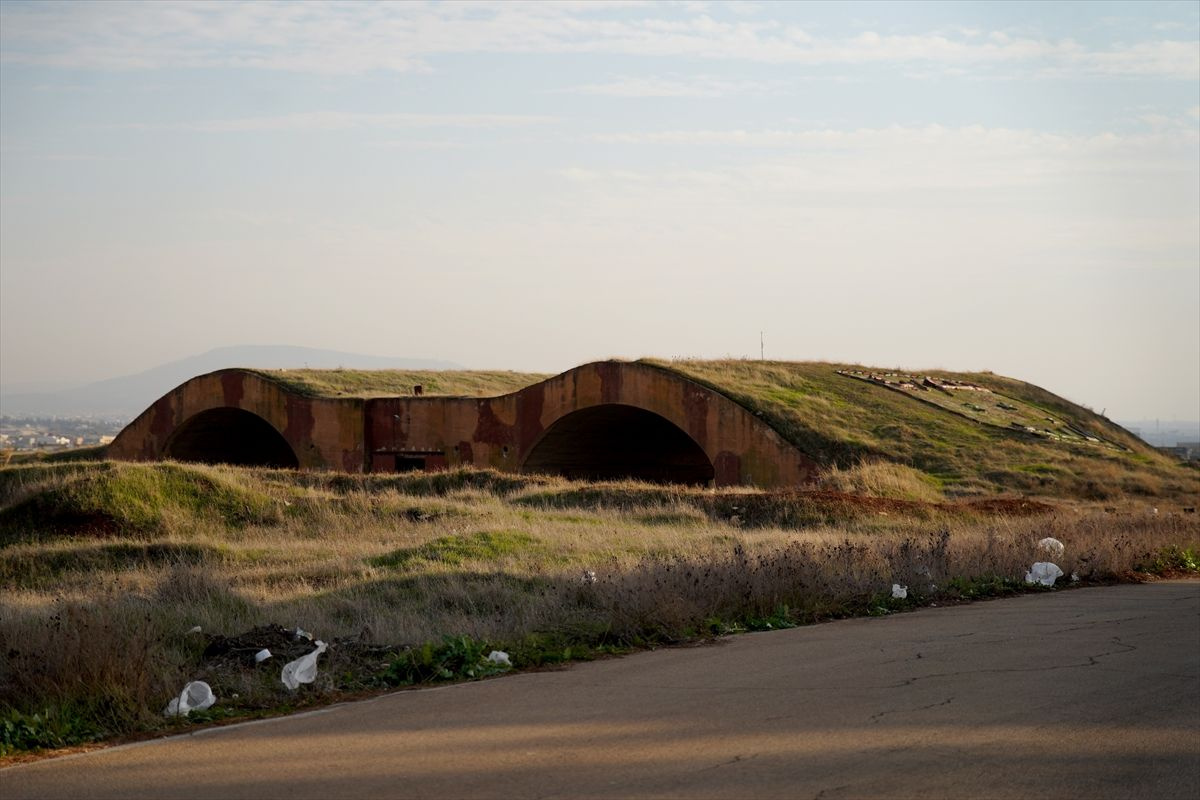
xmin=164 ymin=681 xmax=215 ymax=717
xmin=891 ymin=584 xmax=908 ymax=599
xmin=1025 ymin=562 xmax=1063 ymax=587
xmin=281 ymin=641 xmax=327 ymax=690
xmin=1038 ymin=537 xmax=1065 ymax=558
xmin=486 ymin=650 xmax=512 ymax=667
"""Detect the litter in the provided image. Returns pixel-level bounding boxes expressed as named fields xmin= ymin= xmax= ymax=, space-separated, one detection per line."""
xmin=293 ymin=627 xmax=313 ymax=641
xmin=1025 ymin=562 xmax=1063 ymax=587
xmin=281 ymin=641 xmax=327 ymax=690
xmin=254 ymin=649 xmax=272 ymax=663
xmin=486 ymin=651 xmax=512 ymax=667
xmin=581 ymin=570 xmax=597 ymax=585
xmin=1070 ymin=572 xmax=1081 ymax=583
xmin=164 ymin=681 xmax=215 ymax=717
xmin=1038 ymin=538 xmax=1065 ymax=558
xmin=186 ymin=626 xmax=202 ymax=634
xmin=891 ymin=584 xmax=908 ymax=599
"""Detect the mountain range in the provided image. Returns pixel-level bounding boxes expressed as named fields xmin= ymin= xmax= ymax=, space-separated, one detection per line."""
xmin=0 ymin=346 xmax=462 ymax=419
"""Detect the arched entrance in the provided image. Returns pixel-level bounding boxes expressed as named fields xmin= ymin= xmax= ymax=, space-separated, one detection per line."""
xmin=521 ymin=404 xmax=714 ymax=485
xmin=163 ymin=408 xmax=299 ymax=468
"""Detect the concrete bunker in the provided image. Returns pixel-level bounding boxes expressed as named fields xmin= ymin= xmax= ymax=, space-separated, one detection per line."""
xmin=164 ymin=407 xmax=299 ymax=468
xmin=521 ymin=404 xmax=715 ymax=485
xmin=109 ymin=362 xmax=820 ymax=486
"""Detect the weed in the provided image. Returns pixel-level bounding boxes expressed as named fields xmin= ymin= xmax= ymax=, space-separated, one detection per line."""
xmin=381 ymin=635 xmax=510 ymax=685
xmin=1137 ymin=546 xmax=1200 ymax=574
xmin=370 ymin=530 xmax=540 ymax=568
xmin=0 ymin=707 xmax=106 ymax=756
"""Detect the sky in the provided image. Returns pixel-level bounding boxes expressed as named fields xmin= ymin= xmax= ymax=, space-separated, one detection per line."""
xmin=1 ymin=0 xmax=1197 ymax=419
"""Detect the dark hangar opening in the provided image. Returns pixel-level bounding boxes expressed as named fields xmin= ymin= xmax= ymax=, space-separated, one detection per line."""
xmin=164 ymin=408 xmax=299 ymax=468
xmin=521 ymin=404 xmax=714 ymax=485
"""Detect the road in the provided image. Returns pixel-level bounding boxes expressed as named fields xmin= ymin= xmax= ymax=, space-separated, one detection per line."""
xmin=4 ymin=581 xmax=1198 ymax=799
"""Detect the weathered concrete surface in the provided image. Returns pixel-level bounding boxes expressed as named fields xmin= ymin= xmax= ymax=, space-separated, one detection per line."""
xmin=5 ymin=582 xmax=1197 ymax=800
xmin=110 ymin=362 xmax=818 ymax=486
xmin=107 ymin=371 xmax=365 ymax=472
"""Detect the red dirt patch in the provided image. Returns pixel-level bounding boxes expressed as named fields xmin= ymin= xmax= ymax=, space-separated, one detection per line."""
xmin=950 ymin=497 xmax=1056 ymax=516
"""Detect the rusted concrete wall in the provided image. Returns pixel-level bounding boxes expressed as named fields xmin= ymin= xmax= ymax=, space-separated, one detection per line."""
xmin=110 ymin=362 xmax=818 ymax=487
xmin=107 ymin=370 xmax=366 ymax=472
xmin=366 ymin=362 xmax=816 ymax=486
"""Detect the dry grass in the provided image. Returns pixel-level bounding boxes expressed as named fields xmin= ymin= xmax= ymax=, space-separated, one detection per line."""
xmin=818 ymin=460 xmax=945 ymax=502
xmin=1 ymin=461 xmax=1196 ymax=753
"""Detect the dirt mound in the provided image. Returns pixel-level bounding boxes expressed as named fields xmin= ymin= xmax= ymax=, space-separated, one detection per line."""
xmin=952 ymin=497 xmax=1055 ymax=516
xmin=201 ymin=624 xmax=322 ymax=667
xmin=193 ymin=624 xmax=397 ymax=707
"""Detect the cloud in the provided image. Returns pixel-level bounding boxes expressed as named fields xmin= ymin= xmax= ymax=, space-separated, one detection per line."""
xmin=562 ymin=74 xmax=777 ymax=97
xmin=576 ymin=124 xmax=1200 ymax=193
xmin=1 ymin=1 xmax=1196 ymax=79
xmin=111 ymin=111 xmax=557 ymax=132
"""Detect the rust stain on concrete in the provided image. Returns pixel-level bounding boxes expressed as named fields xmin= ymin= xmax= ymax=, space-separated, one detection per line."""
xmin=472 ymin=399 xmax=514 ymax=447
xmin=221 ymin=373 xmax=244 ymax=408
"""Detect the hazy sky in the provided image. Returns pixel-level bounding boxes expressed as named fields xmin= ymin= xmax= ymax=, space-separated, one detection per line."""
xmin=2 ymin=0 xmax=1197 ymax=419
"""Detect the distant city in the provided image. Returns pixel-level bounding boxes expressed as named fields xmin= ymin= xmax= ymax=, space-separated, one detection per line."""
xmin=1118 ymin=419 xmax=1200 ymax=459
xmin=0 ymin=415 xmax=125 ymax=455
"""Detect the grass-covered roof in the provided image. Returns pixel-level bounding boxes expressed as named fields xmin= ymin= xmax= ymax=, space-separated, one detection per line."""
xmin=246 ymin=368 xmax=549 ymax=398
xmin=227 ymin=359 xmax=1191 ymax=501
xmin=643 ymin=359 xmax=1187 ymax=499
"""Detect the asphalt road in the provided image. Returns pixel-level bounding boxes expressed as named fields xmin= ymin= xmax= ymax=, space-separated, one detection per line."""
xmin=4 ymin=581 xmax=1198 ymax=800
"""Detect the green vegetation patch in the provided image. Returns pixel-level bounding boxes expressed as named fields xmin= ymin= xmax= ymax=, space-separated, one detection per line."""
xmin=516 ymin=485 xmax=685 ymax=512
xmin=0 ymin=463 xmax=281 ymax=543
xmin=4 ymin=445 xmax=108 ymax=467
xmin=370 ymin=529 xmax=542 ymax=569
xmin=1 ymin=542 xmax=221 ymax=589
xmin=1136 ymin=546 xmax=1199 ymax=574
xmin=248 ymin=368 xmax=548 ymax=399
xmin=289 ymin=467 xmax=549 ymax=498
xmin=381 ymin=635 xmax=512 ymax=686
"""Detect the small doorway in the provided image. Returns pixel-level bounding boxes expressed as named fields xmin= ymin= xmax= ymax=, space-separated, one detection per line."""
xmin=370 ymin=451 xmax=448 ymax=473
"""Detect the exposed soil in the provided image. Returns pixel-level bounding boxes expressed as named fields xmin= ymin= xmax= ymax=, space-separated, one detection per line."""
xmin=949 ymin=497 xmax=1056 ymax=516
xmin=196 ymin=624 xmax=397 ymax=705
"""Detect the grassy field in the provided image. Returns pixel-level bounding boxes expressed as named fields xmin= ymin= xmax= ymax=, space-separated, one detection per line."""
xmin=1 ymin=458 xmax=1196 ymax=757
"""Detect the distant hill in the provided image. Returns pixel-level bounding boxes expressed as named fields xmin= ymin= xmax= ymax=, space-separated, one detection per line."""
xmin=0 ymin=346 xmax=463 ymax=418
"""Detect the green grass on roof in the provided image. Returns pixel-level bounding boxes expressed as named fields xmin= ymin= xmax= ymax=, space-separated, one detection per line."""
xmin=246 ymin=368 xmax=550 ymax=398
xmin=642 ymin=358 xmax=1193 ymax=500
